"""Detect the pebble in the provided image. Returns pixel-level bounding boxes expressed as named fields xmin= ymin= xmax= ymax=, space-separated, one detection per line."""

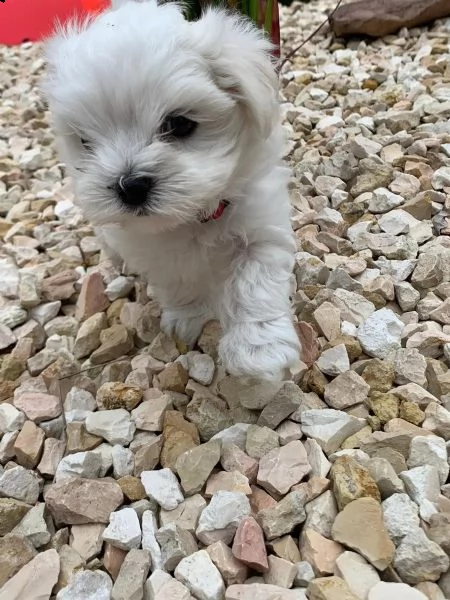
xmin=207 ymin=540 xmax=248 ymax=585
xmin=156 ymin=523 xmax=198 ymax=571
xmin=316 ymin=344 xmax=350 ymax=376
xmin=368 ymin=582 xmax=428 ymax=600
xmin=174 ymin=549 xmax=225 ymax=600
xmin=0 ymin=403 xmax=25 ymax=433
xmin=176 ymin=439 xmax=221 ymax=495
xmin=226 ymin=585 xmax=307 ymax=599
xmin=246 ymin=425 xmax=280 ymax=459
xmin=407 ymin=435 xmax=449 ymax=485
xmin=307 ymin=576 xmax=359 ymax=600
xmin=335 ymin=551 xmax=380 ymax=599
xmin=232 ymin=515 xmax=269 ymax=572
xmin=0 ymin=549 xmax=60 ymax=600
xmin=394 ymin=528 xmax=449 ymax=585
xmin=103 ymin=507 xmax=142 ymax=550
xmin=111 ymin=548 xmax=151 ymax=600
xmin=141 ymin=510 xmax=163 ymax=571
xmin=145 ymin=569 xmax=192 ymax=600
xmin=13 ymin=391 xmax=61 ymax=423
xmin=85 ymin=409 xmax=136 ymax=445
xmin=55 ymin=450 xmax=103 ymax=482
xmin=70 ymin=523 xmax=105 ymax=561
xmin=300 ymin=409 xmax=366 ymax=454
xmin=0 ymin=466 xmax=40 ymax=504
xmin=160 ymin=494 xmax=207 ymax=534
xmin=382 ymin=493 xmax=420 ymax=544
xmin=97 ymin=381 xmax=143 ymax=411
xmin=12 ymin=502 xmax=50 ymax=548
xmin=44 ymin=478 xmax=123 ymax=524
xmin=196 ymin=490 xmax=251 ymax=545
xmin=56 ymin=569 xmax=113 ymax=600
xmin=332 ymin=497 xmax=395 ymax=570
xmin=257 ymin=440 xmax=311 ymax=496
xmin=141 ymin=468 xmax=184 ymax=510
xmin=257 ymin=382 xmax=303 ymax=429
xmin=257 ymin=491 xmax=306 ymax=540
xmin=323 ymin=370 xmax=370 ymax=410
xmin=330 ymin=456 xmax=381 ymax=510
xmin=357 ymin=308 xmax=403 ymax=358
xmin=300 ymin=527 xmax=343 ymax=576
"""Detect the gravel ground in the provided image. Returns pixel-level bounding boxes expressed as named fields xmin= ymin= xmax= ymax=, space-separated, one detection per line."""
xmin=1 ymin=1 xmax=450 ymax=598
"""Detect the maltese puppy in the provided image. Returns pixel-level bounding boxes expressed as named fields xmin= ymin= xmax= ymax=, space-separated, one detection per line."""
xmin=43 ymin=0 xmax=300 ymax=379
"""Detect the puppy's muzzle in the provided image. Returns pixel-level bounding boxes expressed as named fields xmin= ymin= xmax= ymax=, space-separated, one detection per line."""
xmin=116 ymin=175 xmax=154 ymax=208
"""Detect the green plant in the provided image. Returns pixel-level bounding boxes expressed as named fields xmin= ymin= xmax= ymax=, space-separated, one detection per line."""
xmin=183 ymin=0 xmax=280 ymax=57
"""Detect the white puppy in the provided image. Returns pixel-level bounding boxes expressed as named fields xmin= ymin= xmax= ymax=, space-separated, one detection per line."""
xmin=43 ymin=0 xmax=300 ymax=379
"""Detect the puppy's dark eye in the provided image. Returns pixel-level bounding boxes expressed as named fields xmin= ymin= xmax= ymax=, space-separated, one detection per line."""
xmin=80 ymin=138 xmax=92 ymax=150
xmin=160 ymin=115 xmax=197 ymax=139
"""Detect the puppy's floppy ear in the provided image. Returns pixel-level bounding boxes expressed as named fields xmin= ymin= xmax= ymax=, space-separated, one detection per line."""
xmin=191 ymin=9 xmax=279 ymax=139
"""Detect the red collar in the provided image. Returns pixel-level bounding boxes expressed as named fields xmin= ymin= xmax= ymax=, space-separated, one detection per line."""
xmin=199 ymin=200 xmax=229 ymax=223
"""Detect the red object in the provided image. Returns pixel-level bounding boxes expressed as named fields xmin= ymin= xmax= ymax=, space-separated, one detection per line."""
xmin=200 ymin=200 xmax=230 ymax=223
xmin=0 ymin=0 xmax=108 ymax=45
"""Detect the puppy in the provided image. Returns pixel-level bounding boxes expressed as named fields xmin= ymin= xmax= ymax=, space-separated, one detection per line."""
xmin=43 ymin=0 xmax=300 ymax=379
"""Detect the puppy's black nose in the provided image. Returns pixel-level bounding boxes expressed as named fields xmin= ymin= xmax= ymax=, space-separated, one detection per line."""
xmin=116 ymin=175 xmax=153 ymax=207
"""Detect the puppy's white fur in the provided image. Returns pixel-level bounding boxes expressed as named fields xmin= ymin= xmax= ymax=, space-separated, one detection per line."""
xmin=43 ymin=0 xmax=300 ymax=379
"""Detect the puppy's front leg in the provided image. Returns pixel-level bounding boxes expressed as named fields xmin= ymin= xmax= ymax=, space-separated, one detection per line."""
xmin=218 ymin=227 xmax=300 ymax=380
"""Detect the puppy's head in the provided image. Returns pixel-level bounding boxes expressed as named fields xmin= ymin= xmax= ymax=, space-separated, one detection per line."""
xmin=43 ymin=0 xmax=278 ymax=230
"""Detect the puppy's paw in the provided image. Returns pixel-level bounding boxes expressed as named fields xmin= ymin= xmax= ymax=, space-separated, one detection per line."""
xmin=219 ymin=316 xmax=301 ymax=380
xmin=161 ymin=304 xmax=213 ymax=345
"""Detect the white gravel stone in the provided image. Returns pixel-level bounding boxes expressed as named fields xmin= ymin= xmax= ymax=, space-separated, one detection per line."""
xmin=394 ymin=528 xmax=449 ymax=585
xmin=0 ymin=403 xmax=25 ymax=433
xmin=85 ymin=409 xmax=136 ymax=445
xmin=211 ymin=424 xmax=251 ymax=450
xmin=368 ymin=582 xmax=428 ymax=600
xmin=369 ymin=188 xmax=404 ymax=213
xmin=141 ymin=468 xmax=184 ymax=510
xmin=105 ymin=276 xmax=135 ymax=301
xmin=142 ymin=510 xmax=163 ymax=571
xmin=335 ymin=551 xmax=380 ymax=599
xmin=145 ymin=570 xmax=192 ymax=600
xmin=196 ymin=491 xmax=251 ymax=545
xmin=400 ymin=465 xmax=441 ymax=507
xmin=56 ymin=570 xmax=113 ymax=600
xmin=300 ymin=409 xmax=366 ymax=454
xmin=12 ymin=502 xmax=50 ymax=548
xmin=304 ymin=438 xmax=331 ymax=478
xmin=112 ymin=445 xmax=135 ymax=478
xmin=357 ymin=308 xmax=403 ymax=359
xmin=103 ymin=507 xmax=142 ymax=550
xmin=316 ymin=344 xmax=350 ymax=376
xmin=64 ymin=387 xmax=97 ymax=412
xmin=0 ymin=465 xmax=40 ymax=504
xmin=174 ymin=549 xmax=225 ymax=600
xmin=55 ymin=451 xmax=103 ymax=482
xmin=408 ymin=436 xmax=449 ymax=485
xmin=188 ymin=353 xmax=215 ymax=386
xmin=382 ymin=493 xmax=421 ymax=544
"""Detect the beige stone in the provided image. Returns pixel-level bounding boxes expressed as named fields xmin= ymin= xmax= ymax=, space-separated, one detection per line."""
xmin=0 ymin=549 xmax=59 ymax=600
xmin=44 ymin=478 xmax=123 ymax=525
xmin=332 ymin=498 xmax=395 ymax=570
xmin=207 ymin=540 xmax=248 ymax=586
xmin=13 ymin=421 xmax=45 ymax=468
xmin=307 ymin=576 xmax=360 ymax=600
xmin=299 ymin=528 xmax=343 ymax=576
xmin=206 ymin=471 xmax=252 ymax=497
xmin=330 ymin=456 xmax=381 ymax=510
